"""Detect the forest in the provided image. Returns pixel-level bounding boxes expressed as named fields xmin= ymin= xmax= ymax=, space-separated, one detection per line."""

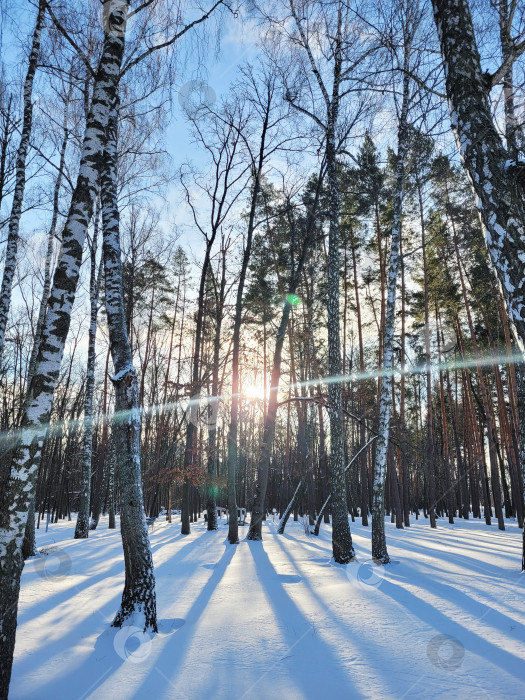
xmin=0 ymin=0 xmax=525 ymax=698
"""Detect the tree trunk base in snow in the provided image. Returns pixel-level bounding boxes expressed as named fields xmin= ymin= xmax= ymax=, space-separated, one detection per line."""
xmin=372 ymin=554 xmax=391 ymax=566
xmin=0 ymin=546 xmax=24 ymax=698
xmin=74 ymin=514 xmax=90 ymax=539
xmin=247 ymin=488 xmax=263 ymax=540
xmin=246 ymin=526 xmax=262 ymax=541
xmin=112 ymin=591 xmax=157 ymax=633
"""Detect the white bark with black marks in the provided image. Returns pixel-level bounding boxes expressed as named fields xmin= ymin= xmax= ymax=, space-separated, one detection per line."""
xmin=0 ymin=0 xmax=44 ymax=365
xmin=371 ymin=69 xmax=411 ymax=565
xmin=431 ymin=0 xmax=525 ymax=567
xmin=432 ymin=0 xmax=525 ymax=347
xmin=0 ymin=4 xmax=129 ymax=693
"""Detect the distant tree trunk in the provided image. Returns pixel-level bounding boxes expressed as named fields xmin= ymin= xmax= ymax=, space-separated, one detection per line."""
xmin=108 ymin=436 xmax=116 ymax=530
xmin=75 ymin=203 xmax=101 ymax=539
xmin=247 ymin=170 xmax=323 ymax=541
xmin=207 ymin=246 xmax=227 ymax=532
xmin=0 ymin=0 xmax=44 ymax=364
xmin=101 ymin=97 xmax=156 ymax=631
xmin=436 ymin=308 xmax=454 ymax=524
xmin=350 ymin=236 xmax=368 ymax=526
xmin=0 ymin=3 xmax=128 ymax=692
xmin=445 ymin=366 xmax=469 ymax=518
xmin=91 ymin=348 xmax=111 ymax=530
xmin=181 ymin=239 xmax=215 ymax=536
xmin=417 ymin=179 xmax=437 ymax=528
xmin=399 ymin=234 xmax=410 ymax=526
xmin=453 ymin=236 xmax=504 ymax=530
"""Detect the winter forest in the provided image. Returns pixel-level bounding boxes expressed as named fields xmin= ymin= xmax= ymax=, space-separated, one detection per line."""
xmin=0 ymin=0 xmax=524 ymax=697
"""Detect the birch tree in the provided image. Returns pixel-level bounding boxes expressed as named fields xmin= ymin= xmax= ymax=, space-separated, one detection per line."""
xmin=371 ymin=0 xmax=422 ymax=564
xmin=431 ymin=0 xmax=525 ymax=566
xmin=0 ymin=2 xmax=129 ymax=692
xmin=0 ymin=0 xmax=45 ymax=366
xmin=74 ymin=203 xmax=101 ymax=539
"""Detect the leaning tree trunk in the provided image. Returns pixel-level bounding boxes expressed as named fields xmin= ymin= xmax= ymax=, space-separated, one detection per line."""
xmin=0 ymin=6 xmax=128 ymax=694
xmin=431 ymin=0 xmax=525 ymax=344
xmin=74 ymin=202 xmax=101 ymax=539
xmin=101 ymin=97 xmax=157 ymax=631
xmin=431 ymin=0 xmax=525 ymax=563
xmin=0 ymin=0 xmax=44 ymax=365
xmin=371 ymin=68 xmax=410 ymax=565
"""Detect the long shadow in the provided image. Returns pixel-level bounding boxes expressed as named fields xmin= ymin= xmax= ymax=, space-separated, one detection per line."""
xmin=380 ymin=536 xmax=521 ymax=581
xmin=17 ymin=544 xmax=236 ymax=700
xmin=152 ymin=529 xmax=211 ymax=570
xmin=18 ymin=529 xmax=210 ymax=622
xmin=272 ymin=526 xmax=525 ymax=689
xmin=380 ymin=577 xmax=525 ymax=684
xmin=12 ymin=586 xmax=124 ymax=698
xmin=18 ymin=554 xmax=127 ymax=623
xmin=245 ymin=540 xmax=364 ymax=698
xmin=13 ymin=530 xmax=213 ymax=693
xmin=131 ymin=542 xmax=237 ymax=699
xmin=270 ymin=533 xmax=403 ymax=688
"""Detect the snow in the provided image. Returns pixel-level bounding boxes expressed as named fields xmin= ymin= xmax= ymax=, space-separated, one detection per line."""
xmin=11 ymin=515 xmax=525 ymax=699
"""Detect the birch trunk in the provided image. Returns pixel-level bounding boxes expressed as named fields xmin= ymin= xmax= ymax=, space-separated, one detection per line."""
xmin=101 ymin=98 xmax=156 ymax=630
xmin=432 ymin=0 xmax=525 ymax=560
xmin=0 ymin=0 xmax=44 ymax=364
xmin=26 ymin=116 xmax=69 ymax=387
xmin=0 ymin=6 xmax=129 ymax=692
xmin=371 ymin=68 xmax=410 ymax=564
xmin=431 ymin=0 xmax=525 ymax=349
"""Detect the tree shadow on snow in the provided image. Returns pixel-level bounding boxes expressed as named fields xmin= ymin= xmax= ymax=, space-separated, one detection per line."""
xmin=244 ymin=541 xmax=364 ymax=698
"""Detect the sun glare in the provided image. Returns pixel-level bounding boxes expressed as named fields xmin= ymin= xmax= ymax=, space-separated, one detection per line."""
xmin=242 ymin=383 xmax=266 ymax=400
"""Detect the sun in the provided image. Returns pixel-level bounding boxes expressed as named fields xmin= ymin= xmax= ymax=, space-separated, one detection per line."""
xmin=242 ymin=382 xmax=266 ymax=400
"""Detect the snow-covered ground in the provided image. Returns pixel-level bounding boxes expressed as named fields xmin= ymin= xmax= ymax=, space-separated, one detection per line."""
xmin=10 ymin=514 xmax=525 ymax=699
